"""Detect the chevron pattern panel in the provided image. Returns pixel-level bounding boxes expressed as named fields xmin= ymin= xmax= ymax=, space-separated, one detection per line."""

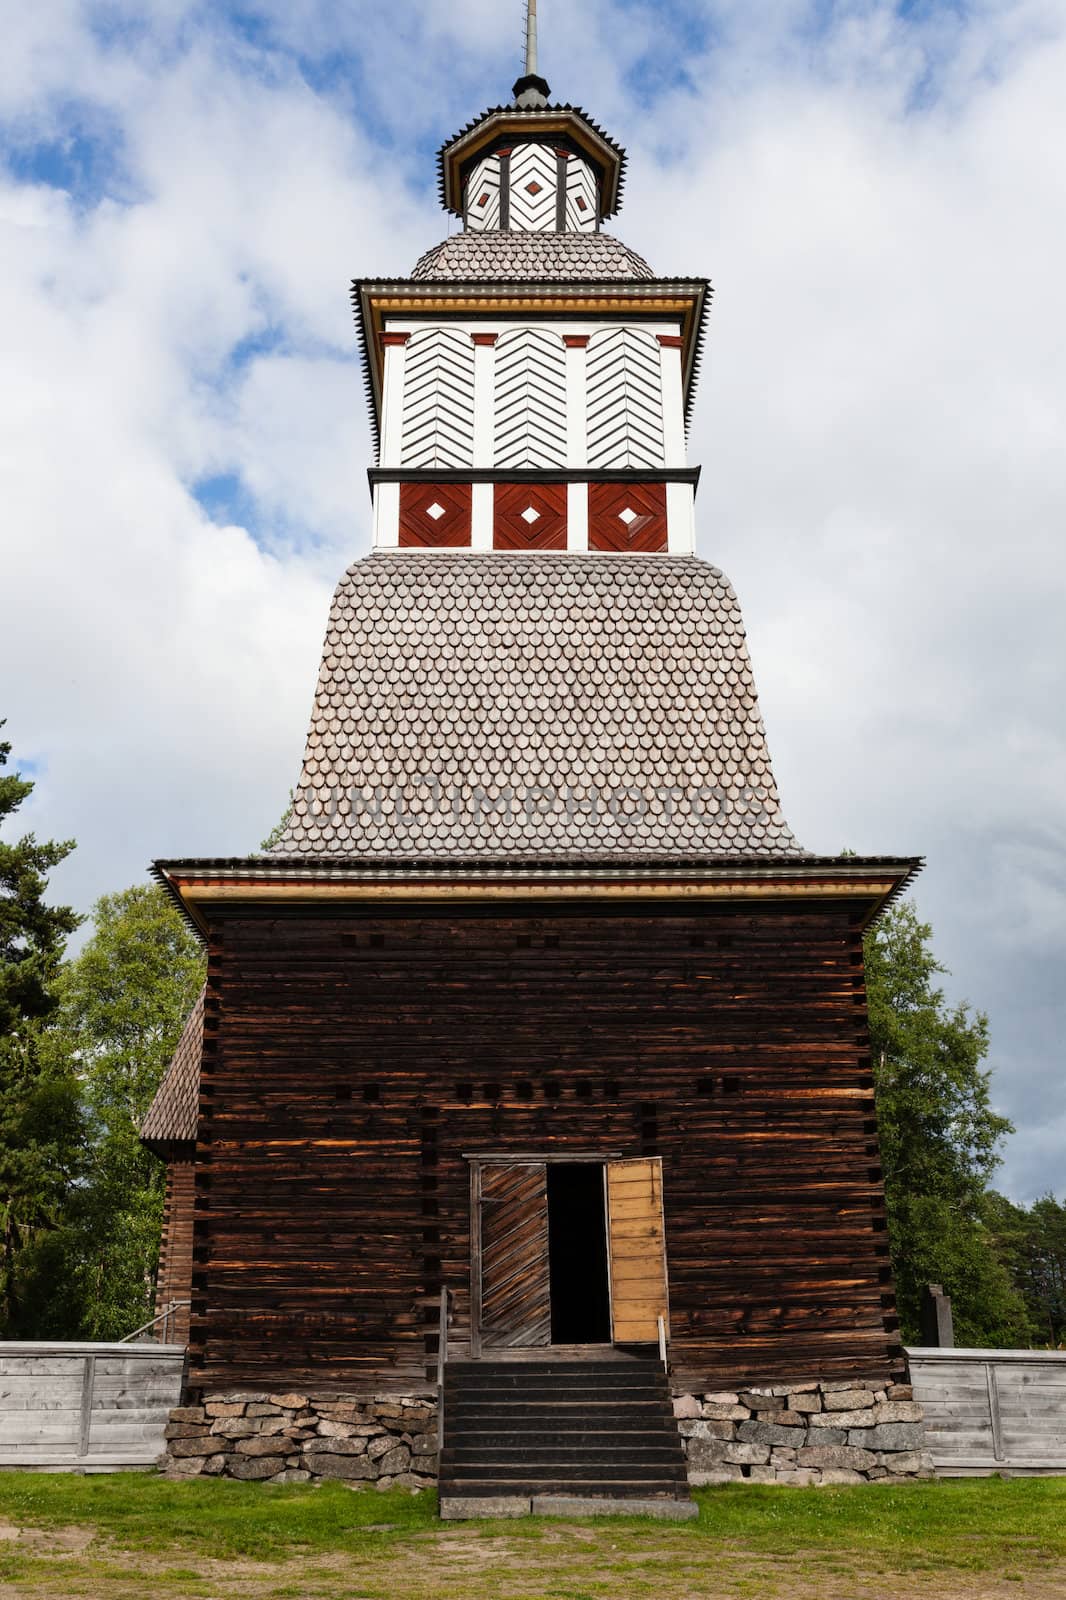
xmin=507 ymin=142 xmax=559 ymax=232
xmin=398 ymin=482 xmax=472 ymax=547
xmin=493 ymin=482 xmax=568 ymax=550
xmin=401 ymin=328 xmax=475 ymax=469
xmin=586 ymin=328 xmax=667 ymax=468
xmin=565 ymin=156 xmax=598 ymax=231
xmin=464 ymin=154 xmax=501 ymax=231
xmin=588 ymin=481 xmax=668 ymax=551
xmin=494 ymin=328 xmax=567 ymax=468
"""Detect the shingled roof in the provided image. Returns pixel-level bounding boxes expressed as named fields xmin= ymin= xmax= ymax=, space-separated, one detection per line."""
xmin=140 ymin=987 xmax=203 ymax=1153
xmin=411 ymin=231 xmax=654 ymax=282
xmin=269 ymin=552 xmax=806 ymax=860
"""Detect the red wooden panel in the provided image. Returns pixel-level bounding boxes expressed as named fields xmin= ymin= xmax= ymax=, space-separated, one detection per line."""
xmin=589 ymin=482 xmax=668 ymax=552
xmin=398 ymin=482 xmax=472 ymax=548
xmin=493 ymin=481 xmax=568 ymax=550
xmin=480 ymin=1162 xmax=551 ymax=1348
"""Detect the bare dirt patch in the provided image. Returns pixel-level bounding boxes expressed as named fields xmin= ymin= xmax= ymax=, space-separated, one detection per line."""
xmin=1 ymin=1522 xmax=1064 ymax=1600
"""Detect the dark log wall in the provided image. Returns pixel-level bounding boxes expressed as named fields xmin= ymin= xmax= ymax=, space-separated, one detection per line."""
xmin=189 ymin=904 xmax=901 ymax=1394
xmin=157 ymin=1159 xmax=195 ymax=1345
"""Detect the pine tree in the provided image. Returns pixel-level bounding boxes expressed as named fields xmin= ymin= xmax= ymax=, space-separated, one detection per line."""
xmin=0 ymin=723 xmax=82 ymax=1333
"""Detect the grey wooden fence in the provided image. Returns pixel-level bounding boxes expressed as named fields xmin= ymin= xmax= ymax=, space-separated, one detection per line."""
xmin=908 ymin=1347 xmax=1066 ymax=1476
xmin=0 ymin=1343 xmax=185 ymax=1471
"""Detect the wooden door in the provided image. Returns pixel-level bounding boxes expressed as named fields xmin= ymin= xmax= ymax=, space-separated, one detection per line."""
xmin=476 ymin=1163 xmax=551 ymax=1349
xmin=606 ymin=1158 xmax=669 ymax=1344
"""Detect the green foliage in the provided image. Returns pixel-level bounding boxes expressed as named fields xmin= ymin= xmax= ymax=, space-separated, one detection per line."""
xmin=983 ymin=1189 xmax=1066 ymax=1347
xmin=865 ymin=899 xmax=1032 ymax=1347
xmin=0 ymin=1472 xmax=1065 ymax=1594
xmin=0 ymin=724 xmax=82 ymax=1335
xmin=31 ymin=885 xmax=206 ymax=1340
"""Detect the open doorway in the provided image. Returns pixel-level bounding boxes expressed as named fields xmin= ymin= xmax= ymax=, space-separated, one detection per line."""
xmin=546 ymin=1163 xmax=611 ymax=1343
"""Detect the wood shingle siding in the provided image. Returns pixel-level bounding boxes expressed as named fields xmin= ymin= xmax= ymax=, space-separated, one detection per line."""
xmin=186 ymin=904 xmax=900 ymax=1395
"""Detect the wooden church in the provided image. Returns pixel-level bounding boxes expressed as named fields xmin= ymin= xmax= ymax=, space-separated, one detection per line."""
xmin=143 ymin=16 xmax=926 ymax=1507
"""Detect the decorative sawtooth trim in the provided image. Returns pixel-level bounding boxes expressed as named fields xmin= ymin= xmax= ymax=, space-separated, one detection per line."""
xmin=566 ymin=156 xmax=598 ymax=231
xmin=493 ymin=482 xmax=568 ymax=550
xmin=398 ymin=482 xmax=472 ymax=548
xmin=507 ymin=142 xmax=561 ymax=232
xmin=586 ymin=327 xmax=667 ymax=469
xmin=588 ymin=481 xmax=668 ymax=552
xmin=464 ymin=153 xmax=501 ymax=232
xmin=494 ymin=328 xmax=567 ymax=469
xmin=400 ymin=329 xmax=476 ymax=470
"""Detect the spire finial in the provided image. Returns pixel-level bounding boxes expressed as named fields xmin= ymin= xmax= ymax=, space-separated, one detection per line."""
xmin=513 ymin=0 xmax=550 ymax=107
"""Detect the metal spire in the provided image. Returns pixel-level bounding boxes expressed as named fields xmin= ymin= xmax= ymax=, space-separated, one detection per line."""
xmin=513 ymin=0 xmax=550 ymax=106
xmin=525 ymin=0 xmax=538 ymax=77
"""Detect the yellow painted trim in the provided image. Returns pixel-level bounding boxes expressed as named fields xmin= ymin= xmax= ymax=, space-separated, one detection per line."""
xmin=174 ymin=877 xmax=899 ymax=908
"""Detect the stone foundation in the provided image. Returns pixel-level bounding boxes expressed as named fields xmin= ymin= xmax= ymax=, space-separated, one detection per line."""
xmin=673 ymin=1379 xmax=933 ymax=1486
xmin=161 ymin=1392 xmax=438 ymax=1488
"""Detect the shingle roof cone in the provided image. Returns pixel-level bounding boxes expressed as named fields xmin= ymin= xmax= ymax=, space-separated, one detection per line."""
xmin=269 ymin=553 xmax=806 ymax=859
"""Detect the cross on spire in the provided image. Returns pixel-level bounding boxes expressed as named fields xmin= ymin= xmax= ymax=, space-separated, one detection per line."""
xmin=513 ymin=0 xmax=550 ymax=107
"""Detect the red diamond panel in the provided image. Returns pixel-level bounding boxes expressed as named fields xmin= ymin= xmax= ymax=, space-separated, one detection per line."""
xmin=494 ymin=482 xmax=567 ymax=550
xmin=398 ymin=482 xmax=472 ymax=548
xmin=525 ymin=181 xmax=543 ymax=195
xmin=588 ymin=482 xmax=668 ymax=552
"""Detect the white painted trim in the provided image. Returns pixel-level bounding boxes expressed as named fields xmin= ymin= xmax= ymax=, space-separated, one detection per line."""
xmin=659 ymin=339 xmax=687 ymax=468
xmin=379 ymin=343 xmax=407 ymax=468
xmin=385 ymin=320 xmax=680 ymax=339
xmin=665 ymin=481 xmax=695 ymax=555
xmin=565 ymin=342 xmax=588 ymax=468
xmin=472 ymin=341 xmax=495 ymax=467
xmin=471 ymin=482 xmax=494 ymax=550
xmin=373 ymin=481 xmax=400 ymax=549
xmin=567 ymin=482 xmax=588 ymax=550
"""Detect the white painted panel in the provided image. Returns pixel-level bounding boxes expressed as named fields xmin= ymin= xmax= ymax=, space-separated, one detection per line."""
xmin=471 ymin=483 xmax=494 ymax=551
xmin=373 ymin=481 xmax=400 ymax=549
xmin=567 ymin=482 xmax=588 ymax=551
xmin=659 ymin=338 xmax=687 ymax=467
xmin=666 ymin=481 xmax=695 ymax=554
xmin=401 ymin=328 xmax=475 ymax=470
xmin=508 ymin=143 xmax=559 ymax=232
xmin=465 ymin=155 xmax=501 ymax=231
xmin=586 ymin=327 xmax=666 ymax=468
xmin=472 ymin=339 xmax=495 ymax=467
xmin=565 ymin=158 xmax=599 ymax=232
xmin=565 ymin=340 xmax=588 ymax=468
xmin=494 ymin=328 xmax=567 ymax=468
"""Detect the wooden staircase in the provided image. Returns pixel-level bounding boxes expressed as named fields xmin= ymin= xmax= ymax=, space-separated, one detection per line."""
xmin=438 ymin=1357 xmax=696 ymax=1519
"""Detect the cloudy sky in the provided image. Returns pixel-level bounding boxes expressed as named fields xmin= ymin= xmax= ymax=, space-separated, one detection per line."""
xmin=2 ymin=0 xmax=1063 ymax=1201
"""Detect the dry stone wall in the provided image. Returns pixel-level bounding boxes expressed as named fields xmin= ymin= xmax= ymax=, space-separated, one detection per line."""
xmin=162 ymin=1392 xmax=437 ymax=1488
xmin=673 ymin=1379 xmax=933 ymax=1486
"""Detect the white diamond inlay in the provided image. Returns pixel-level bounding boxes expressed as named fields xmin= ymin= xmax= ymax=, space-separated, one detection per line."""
xmin=426 ymin=502 xmax=446 ymax=521
xmin=521 ymin=506 xmax=541 ymax=524
xmin=618 ymin=507 xmax=639 ymax=525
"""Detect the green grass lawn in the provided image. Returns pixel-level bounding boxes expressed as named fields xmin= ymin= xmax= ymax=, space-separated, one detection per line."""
xmin=0 ymin=1471 xmax=1064 ymax=1599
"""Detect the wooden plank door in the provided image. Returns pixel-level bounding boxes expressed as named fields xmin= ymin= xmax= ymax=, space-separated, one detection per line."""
xmin=606 ymin=1158 xmax=669 ymax=1344
xmin=477 ymin=1163 xmax=551 ymax=1349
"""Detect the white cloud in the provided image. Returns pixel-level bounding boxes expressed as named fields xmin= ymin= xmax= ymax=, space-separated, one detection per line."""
xmin=1 ymin=0 xmax=1063 ymax=1200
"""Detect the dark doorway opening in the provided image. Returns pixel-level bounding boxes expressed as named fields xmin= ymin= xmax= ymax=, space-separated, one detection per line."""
xmin=547 ymin=1163 xmax=611 ymax=1343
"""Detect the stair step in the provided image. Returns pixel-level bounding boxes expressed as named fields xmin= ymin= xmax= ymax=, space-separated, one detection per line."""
xmin=440 ymin=1479 xmax=689 ymax=1498
xmin=440 ymin=1462 xmax=687 ymax=1482
xmin=440 ymin=1359 xmax=690 ymax=1510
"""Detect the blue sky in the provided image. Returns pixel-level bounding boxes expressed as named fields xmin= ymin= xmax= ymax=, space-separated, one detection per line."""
xmin=1 ymin=0 xmax=1064 ymax=1203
